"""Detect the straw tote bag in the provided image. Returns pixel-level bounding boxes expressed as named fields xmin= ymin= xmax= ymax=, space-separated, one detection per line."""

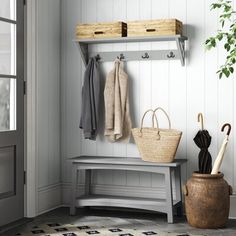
xmin=132 ymin=107 xmax=182 ymax=163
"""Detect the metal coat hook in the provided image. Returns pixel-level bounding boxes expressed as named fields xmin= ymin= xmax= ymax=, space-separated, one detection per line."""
xmin=221 ymin=123 xmax=231 ymax=136
xmin=95 ymin=54 xmax=101 ymax=61
xmin=167 ymin=51 xmax=175 ymax=58
xmin=142 ymin=52 xmax=150 ymax=59
xmin=117 ymin=53 xmax=125 ymax=60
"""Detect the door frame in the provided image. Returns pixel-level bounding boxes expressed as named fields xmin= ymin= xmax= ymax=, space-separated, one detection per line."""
xmin=25 ymin=0 xmax=38 ymax=217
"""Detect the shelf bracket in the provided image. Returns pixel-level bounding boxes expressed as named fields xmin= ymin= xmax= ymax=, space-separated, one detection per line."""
xmin=175 ymin=38 xmax=185 ymax=66
xmin=78 ymin=43 xmax=88 ymax=65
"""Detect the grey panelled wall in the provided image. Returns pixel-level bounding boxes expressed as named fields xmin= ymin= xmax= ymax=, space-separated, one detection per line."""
xmin=61 ymin=0 xmax=236 ymax=218
xmin=36 ymin=0 xmax=61 ymax=214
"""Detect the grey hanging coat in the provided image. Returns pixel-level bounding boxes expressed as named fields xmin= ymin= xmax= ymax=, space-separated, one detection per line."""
xmin=80 ymin=57 xmax=100 ymax=140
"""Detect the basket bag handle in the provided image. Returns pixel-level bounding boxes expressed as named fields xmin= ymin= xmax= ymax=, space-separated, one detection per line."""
xmin=139 ymin=109 xmax=160 ymax=139
xmin=152 ymin=107 xmax=171 ymax=129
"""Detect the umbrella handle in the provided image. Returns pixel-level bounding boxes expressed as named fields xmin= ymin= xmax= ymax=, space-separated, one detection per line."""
xmin=197 ymin=113 xmax=204 ymax=130
xmin=221 ymin=123 xmax=231 ymax=136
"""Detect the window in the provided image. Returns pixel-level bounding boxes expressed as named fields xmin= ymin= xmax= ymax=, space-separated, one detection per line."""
xmin=0 ymin=0 xmax=17 ymax=131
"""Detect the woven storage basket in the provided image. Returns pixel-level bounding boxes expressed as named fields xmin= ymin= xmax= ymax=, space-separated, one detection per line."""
xmin=76 ymin=21 xmax=127 ymax=39
xmin=127 ymin=19 xmax=183 ymax=37
xmin=132 ymin=108 xmax=182 ymax=163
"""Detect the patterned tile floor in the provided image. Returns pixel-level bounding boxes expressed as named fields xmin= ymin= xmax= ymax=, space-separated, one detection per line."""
xmin=1 ymin=208 xmax=236 ymax=236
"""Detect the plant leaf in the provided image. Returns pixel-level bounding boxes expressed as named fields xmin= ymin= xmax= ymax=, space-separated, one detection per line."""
xmin=222 ymin=20 xmax=225 ymax=27
xmin=206 ymin=0 xmax=235 ymax=79
xmin=219 ymin=72 xmax=223 ymax=79
xmin=223 ymin=67 xmax=230 ymax=77
xmin=229 ymin=67 xmax=234 ymax=73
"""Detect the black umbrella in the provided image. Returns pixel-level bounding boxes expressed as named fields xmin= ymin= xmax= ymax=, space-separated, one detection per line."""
xmin=193 ymin=113 xmax=212 ymax=174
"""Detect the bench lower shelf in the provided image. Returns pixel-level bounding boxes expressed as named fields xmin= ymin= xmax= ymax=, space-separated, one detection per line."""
xmin=76 ymin=194 xmax=180 ymax=213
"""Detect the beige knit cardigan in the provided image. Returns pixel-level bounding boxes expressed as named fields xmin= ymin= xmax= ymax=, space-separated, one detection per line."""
xmin=104 ymin=59 xmax=132 ymax=142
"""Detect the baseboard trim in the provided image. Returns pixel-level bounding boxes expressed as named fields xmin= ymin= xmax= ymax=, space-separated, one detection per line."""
xmin=37 ymin=183 xmax=62 ymax=215
xmin=38 ymin=183 xmax=61 ymax=192
xmin=37 ymin=205 xmax=64 ymax=216
xmin=36 ymin=182 xmax=236 ymax=219
xmin=229 ymin=194 xmax=236 ymax=219
xmin=62 ymin=183 xmax=236 ymax=219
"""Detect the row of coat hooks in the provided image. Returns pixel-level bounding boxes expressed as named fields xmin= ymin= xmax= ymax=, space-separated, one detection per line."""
xmin=94 ymin=50 xmax=176 ymax=62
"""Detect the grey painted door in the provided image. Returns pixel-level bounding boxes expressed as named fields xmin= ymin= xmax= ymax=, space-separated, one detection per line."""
xmin=0 ymin=0 xmax=24 ymax=226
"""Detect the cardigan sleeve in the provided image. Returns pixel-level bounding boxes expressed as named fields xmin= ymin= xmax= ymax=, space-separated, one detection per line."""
xmin=104 ymin=69 xmax=115 ymax=130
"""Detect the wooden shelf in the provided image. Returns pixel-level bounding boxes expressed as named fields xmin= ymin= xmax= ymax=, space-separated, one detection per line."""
xmin=74 ymin=34 xmax=188 ymax=66
xmin=76 ymin=34 xmax=187 ymax=44
xmin=69 ymin=156 xmax=187 ymax=167
xmin=76 ymin=194 xmax=180 ymax=213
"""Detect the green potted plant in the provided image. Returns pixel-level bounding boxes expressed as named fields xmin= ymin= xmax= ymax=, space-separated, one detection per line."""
xmin=205 ymin=0 xmax=236 ymax=78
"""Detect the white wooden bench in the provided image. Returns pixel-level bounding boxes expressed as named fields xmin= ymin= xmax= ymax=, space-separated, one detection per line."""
xmin=69 ymin=156 xmax=187 ymax=223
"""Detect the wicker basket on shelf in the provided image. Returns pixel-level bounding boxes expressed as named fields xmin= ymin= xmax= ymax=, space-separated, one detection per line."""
xmin=76 ymin=21 xmax=127 ymax=39
xmin=127 ymin=19 xmax=183 ymax=37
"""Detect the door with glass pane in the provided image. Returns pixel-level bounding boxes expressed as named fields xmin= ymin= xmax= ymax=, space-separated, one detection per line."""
xmin=0 ymin=0 xmax=24 ymax=226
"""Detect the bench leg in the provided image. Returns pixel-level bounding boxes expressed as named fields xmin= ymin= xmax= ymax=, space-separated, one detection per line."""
xmin=85 ymin=169 xmax=91 ymax=195
xmin=70 ymin=164 xmax=78 ymax=215
xmin=175 ymin=166 xmax=183 ymax=216
xmin=165 ymin=168 xmax=174 ymax=223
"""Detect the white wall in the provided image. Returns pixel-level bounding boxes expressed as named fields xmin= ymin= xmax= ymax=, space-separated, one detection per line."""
xmin=37 ymin=0 xmax=61 ymax=214
xmin=27 ymin=0 xmax=61 ymax=216
xmin=25 ymin=0 xmax=236 ymax=218
xmin=61 ymin=0 xmax=236 ymax=217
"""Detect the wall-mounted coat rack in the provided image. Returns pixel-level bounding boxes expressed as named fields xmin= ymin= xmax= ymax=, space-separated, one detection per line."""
xmin=74 ymin=35 xmax=188 ymax=66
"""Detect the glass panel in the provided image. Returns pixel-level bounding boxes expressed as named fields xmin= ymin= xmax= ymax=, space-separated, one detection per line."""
xmin=0 ymin=146 xmax=15 ymax=199
xmin=0 ymin=78 xmax=16 ymax=131
xmin=0 ymin=0 xmax=16 ymax=21
xmin=0 ymin=21 xmax=16 ymax=75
